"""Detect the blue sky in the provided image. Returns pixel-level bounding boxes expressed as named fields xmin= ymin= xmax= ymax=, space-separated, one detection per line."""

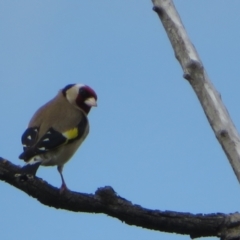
xmin=1 ymin=1 xmax=240 ymax=239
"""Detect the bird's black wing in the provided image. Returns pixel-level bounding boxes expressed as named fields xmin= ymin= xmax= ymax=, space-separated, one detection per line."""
xmin=19 ymin=115 xmax=88 ymax=161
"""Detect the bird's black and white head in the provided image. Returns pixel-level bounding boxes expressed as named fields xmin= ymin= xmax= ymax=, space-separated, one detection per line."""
xmin=62 ymin=84 xmax=97 ymax=114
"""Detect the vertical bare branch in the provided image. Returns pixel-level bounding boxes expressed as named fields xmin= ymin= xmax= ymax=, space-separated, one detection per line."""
xmin=152 ymin=0 xmax=240 ymax=183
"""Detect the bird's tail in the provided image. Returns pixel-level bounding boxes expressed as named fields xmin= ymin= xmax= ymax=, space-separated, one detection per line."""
xmin=21 ymin=161 xmax=41 ymax=176
xmin=15 ymin=160 xmax=41 ymax=181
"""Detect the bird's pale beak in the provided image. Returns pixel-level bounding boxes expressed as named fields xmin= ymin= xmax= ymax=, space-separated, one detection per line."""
xmin=84 ymin=97 xmax=97 ymax=107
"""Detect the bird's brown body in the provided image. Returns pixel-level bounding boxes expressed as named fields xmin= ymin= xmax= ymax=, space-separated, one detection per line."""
xmin=18 ymin=83 xmax=97 ymax=191
xmin=27 ymin=91 xmax=89 ymax=167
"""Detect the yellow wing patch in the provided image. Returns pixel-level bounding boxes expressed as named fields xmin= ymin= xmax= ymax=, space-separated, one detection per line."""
xmin=63 ymin=128 xmax=78 ymax=140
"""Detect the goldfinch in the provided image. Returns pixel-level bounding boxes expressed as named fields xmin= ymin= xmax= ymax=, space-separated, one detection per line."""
xmin=19 ymin=83 xmax=97 ymax=191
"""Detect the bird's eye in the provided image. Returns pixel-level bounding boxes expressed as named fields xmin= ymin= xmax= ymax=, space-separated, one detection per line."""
xmin=79 ymin=88 xmax=87 ymax=97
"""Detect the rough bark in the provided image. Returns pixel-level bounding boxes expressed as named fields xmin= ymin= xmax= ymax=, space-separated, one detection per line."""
xmin=1 ymin=157 xmax=240 ymax=239
xmin=151 ymin=0 xmax=240 ymax=183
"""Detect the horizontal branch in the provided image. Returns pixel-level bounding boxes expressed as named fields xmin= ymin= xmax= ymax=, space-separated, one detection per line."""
xmin=1 ymin=157 xmax=240 ymax=239
xmin=151 ymin=0 xmax=240 ymax=183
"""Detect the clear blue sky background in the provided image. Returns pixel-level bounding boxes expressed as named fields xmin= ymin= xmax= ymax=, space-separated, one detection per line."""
xmin=1 ymin=1 xmax=240 ymax=240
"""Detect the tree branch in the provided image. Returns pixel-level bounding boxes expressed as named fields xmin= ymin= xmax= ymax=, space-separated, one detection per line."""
xmin=151 ymin=0 xmax=240 ymax=183
xmin=0 ymin=157 xmax=240 ymax=239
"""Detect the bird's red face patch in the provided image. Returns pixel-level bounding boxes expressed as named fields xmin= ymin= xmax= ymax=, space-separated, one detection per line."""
xmin=76 ymin=85 xmax=97 ymax=114
xmin=81 ymin=85 xmax=97 ymax=101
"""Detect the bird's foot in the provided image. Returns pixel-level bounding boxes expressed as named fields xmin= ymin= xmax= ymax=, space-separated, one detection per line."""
xmin=15 ymin=172 xmax=34 ymax=181
xmin=59 ymin=183 xmax=69 ymax=194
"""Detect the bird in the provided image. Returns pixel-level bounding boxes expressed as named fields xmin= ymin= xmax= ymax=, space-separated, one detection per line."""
xmin=18 ymin=83 xmax=97 ymax=192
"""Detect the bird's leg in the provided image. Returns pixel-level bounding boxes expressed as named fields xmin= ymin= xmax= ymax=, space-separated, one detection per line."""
xmin=57 ymin=165 xmax=68 ymax=193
